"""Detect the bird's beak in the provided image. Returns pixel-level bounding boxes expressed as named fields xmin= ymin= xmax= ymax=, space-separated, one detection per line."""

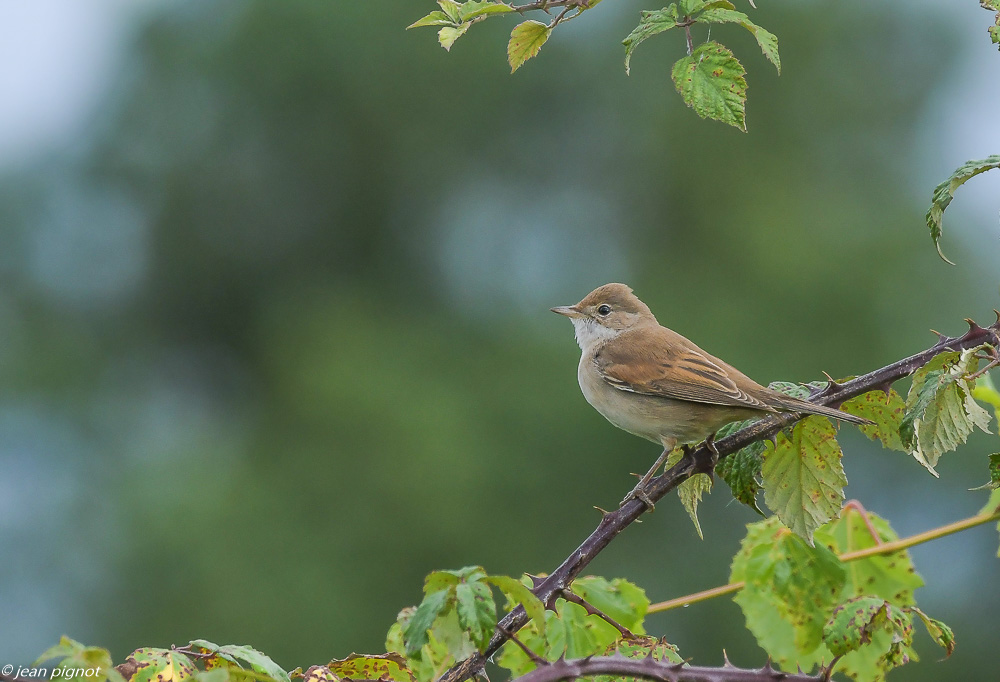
xmin=550 ymin=305 xmax=584 ymax=319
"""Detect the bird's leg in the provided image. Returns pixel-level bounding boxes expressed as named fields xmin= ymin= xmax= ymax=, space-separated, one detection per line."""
xmin=621 ymin=446 xmax=679 ymax=509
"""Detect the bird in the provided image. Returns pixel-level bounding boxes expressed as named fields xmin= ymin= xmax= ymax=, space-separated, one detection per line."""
xmin=551 ymin=283 xmax=871 ymax=508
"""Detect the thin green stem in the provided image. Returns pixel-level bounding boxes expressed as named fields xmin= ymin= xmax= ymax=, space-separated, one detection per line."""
xmin=647 ymin=510 xmax=1000 ymax=614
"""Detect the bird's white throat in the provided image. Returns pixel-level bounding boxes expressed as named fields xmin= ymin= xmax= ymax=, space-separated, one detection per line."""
xmin=571 ymin=318 xmax=620 ymax=350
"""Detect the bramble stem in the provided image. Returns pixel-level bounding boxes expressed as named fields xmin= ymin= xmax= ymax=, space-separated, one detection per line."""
xmin=647 ymin=510 xmax=1000 ymax=614
xmin=437 ymin=316 xmax=1000 ymax=682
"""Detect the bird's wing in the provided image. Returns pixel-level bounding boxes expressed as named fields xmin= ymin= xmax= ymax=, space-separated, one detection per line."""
xmin=593 ymin=326 xmax=777 ymax=411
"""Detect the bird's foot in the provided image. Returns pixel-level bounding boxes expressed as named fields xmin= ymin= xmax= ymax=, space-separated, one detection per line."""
xmin=621 ymin=479 xmax=657 ymax=510
xmin=689 ymin=433 xmax=720 ymax=477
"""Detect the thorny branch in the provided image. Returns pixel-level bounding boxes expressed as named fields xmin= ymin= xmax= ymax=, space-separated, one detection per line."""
xmin=437 ymin=314 xmax=1000 ymax=682
xmin=509 ymin=655 xmax=823 ymax=682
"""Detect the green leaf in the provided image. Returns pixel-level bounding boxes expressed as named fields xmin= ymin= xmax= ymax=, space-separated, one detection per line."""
xmin=496 ymin=577 xmax=648 ymax=677
xmin=971 ymin=371 xmax=1000 ymax=420
xmin=424 ymin=569 xmax=462 ymax=595
xmin=437 ymin=0 xmax=464 ymax=22
xmin=972 ymin=452 xmax=1000 ymax=490
xmin=901 ymin=348 xmax=993 ymax=475
xmin=732 ymin=510 xmax=926 ymax=677
xmin=455 ymin=581 xmax=497 ymax=651
xmin=908 ymin=607 xmax=955 ymax=657
xmin=508 ymin=21 xmax=551 ymax=72
xmin=695 ymin=8 xmax=780 ymax=72
xmin=980 ymin=488 xmax=1000 ymax=557
xmin=461 ymin=1 xmax=514 ymax=20
xmin=982 ymin=1 xmax=1000 ymax=48
xmin=35 ymin=637 xmax=87 ymax=666
xmin=485 ymin=575 xmax=547 ymax=634
xmin=35 ymin=638 xmax=123 ymax=682
xmin=671 ymin=42 xmax=747 ymax=131
xmin=822 ymin=597 xmax=911 ymax=659
xmin=622 ymin=6 xmax=679 ymax=75
xmin=595 ymin=636 xmax=682 ymax=682
xmin=438 ymin=23 xmax=471 ymax=51
xmin=571 ymin=576 xmax=649 ymax=632
xmin=407 ymin=11 xmax=455 ymax=29
xmin=404 ymin=589 xmax=452 ymax=657
xmin=211 ymin=647 xmax=289 ymax=682
xmin=842 ymin=390 xmax=907 ymax=452
xmin=730 ymin=517 xmax=833 ymax=671
xmin=327 ymin=654 xmax=415 ymax=682
xmin=665 ymin=449 xmax=712 ymax=537
xmin=679 ymin=472 xmax=712 ymax=538
xmin=762 ymin=416 xmax=847 ymax=544
xmin=389 ymin=608 xmax=475 ymax=682
xmin=126 ymin=649 xmax=198 ymax=682
xmin=715 ymin=419 xmax=765 ymax=513
xmin=925 ymin=155 xmax=1000 ymax=263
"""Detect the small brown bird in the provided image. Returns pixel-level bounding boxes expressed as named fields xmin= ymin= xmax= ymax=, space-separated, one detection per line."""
xmin=552 ymin=283 xmax=869 ymax=507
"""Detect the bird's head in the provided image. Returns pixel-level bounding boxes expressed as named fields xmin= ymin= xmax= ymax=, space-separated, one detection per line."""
xmin=551 ymin=283 xmax=657 ymax=349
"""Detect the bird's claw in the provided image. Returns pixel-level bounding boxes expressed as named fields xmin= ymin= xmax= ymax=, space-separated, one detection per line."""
xmin=621 ymin=484 xmax=656 ymax=510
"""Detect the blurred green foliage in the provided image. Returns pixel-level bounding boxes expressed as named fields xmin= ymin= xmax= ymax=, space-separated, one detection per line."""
xmin=0 ymin=1 xmax=998 ymax=680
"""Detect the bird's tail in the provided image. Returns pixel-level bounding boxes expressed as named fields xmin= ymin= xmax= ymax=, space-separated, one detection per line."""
xmin=774 ymin=395 xmax=873 ymax=426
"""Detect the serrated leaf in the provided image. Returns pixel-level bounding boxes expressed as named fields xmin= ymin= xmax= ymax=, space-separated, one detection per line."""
xmin=729 ymin=517 xmax=832 ymax=671
xmin=508 ymin=21 xmax=551 ymax=72
xmin=407 ymin=11 xmax=455 ymax=29
xmin=389 ymin=607 xmax=474 ymax=682
xmin=455 ymin=581 xmax=496 ymax=651
xmin=35 ymin=638 xmax=122 ymax=682
xmin=404 ymin=590 xmax=452 ymax=657
xmin=842 ymin=390 xmax=907 ymax=452
xmin=211 ymin=647 xmax=289 ymax=682
xmin=326 ymin=655 xmax=414 ymax=682
xmin=438 ymin=23 xmax=471 ymax=51
xmin=665 ymin=449 xmax=712 ymax=537
xmin=595 ymin=636 xmax=682 ymax=682
xmin=732 ymin=511 xmax=924 ymax=676
xmin=695 ymin=8 xmax=780 ymax=72
xmin=717 ymin=441 xmax=765 ymax=513
xmin=485 ymin=575 xmax=546 ymax=634
xmin=572 ymin=576 xmax=649 ymax=632
xmin=762 ymin=416 xmax=847 ymax=544
xmin=622 ymin=6 xmax=679 ymax=75
xmin=35 ymin=637 xmax=87 ymax=666
xmin=126 ymin=649 xmax=198 ymax=682
xmin=496 ymin=577 xmax=647 ymax=677
xmin=909 ymin=607 xmax=955 ymax=657
xmin=671 ymin=41 xmax=747 ymax=130
xmin=902 ymin=348 xmax=993 ymax=474
xmin=424 ymin=570 xmax=462 ymax=596
xmin=926 ymin=155 xmax=1000 ymax=263
xmin=461 ymin=1 xmax=514 ymax=20
xmin=822 ymin=597 xmax=911 ymax=659
xmin=437 ymin=0 xmax=464 ymax=22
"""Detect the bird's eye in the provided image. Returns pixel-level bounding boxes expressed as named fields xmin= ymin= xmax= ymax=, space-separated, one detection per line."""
xmin=597 ymin=304 xmax=611 ymax=316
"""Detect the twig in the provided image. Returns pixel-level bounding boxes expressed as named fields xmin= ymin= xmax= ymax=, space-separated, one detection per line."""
xmin=512 ymin=0 xmax=586 ymax=14
xmin=437 ymin=316 xmax=1000 ymax=682
xmin=509 ymin=655 xmax=821 ymax=682
xmin=559 ymin=589 xmax=636 ymax=639
xmin=647 ymin=509 xmax=1000 ymax=613
xmin=497 ymin=624 xmax=548 ymax=667
xmin=842 ymin=500 xmax=883 ymax=546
